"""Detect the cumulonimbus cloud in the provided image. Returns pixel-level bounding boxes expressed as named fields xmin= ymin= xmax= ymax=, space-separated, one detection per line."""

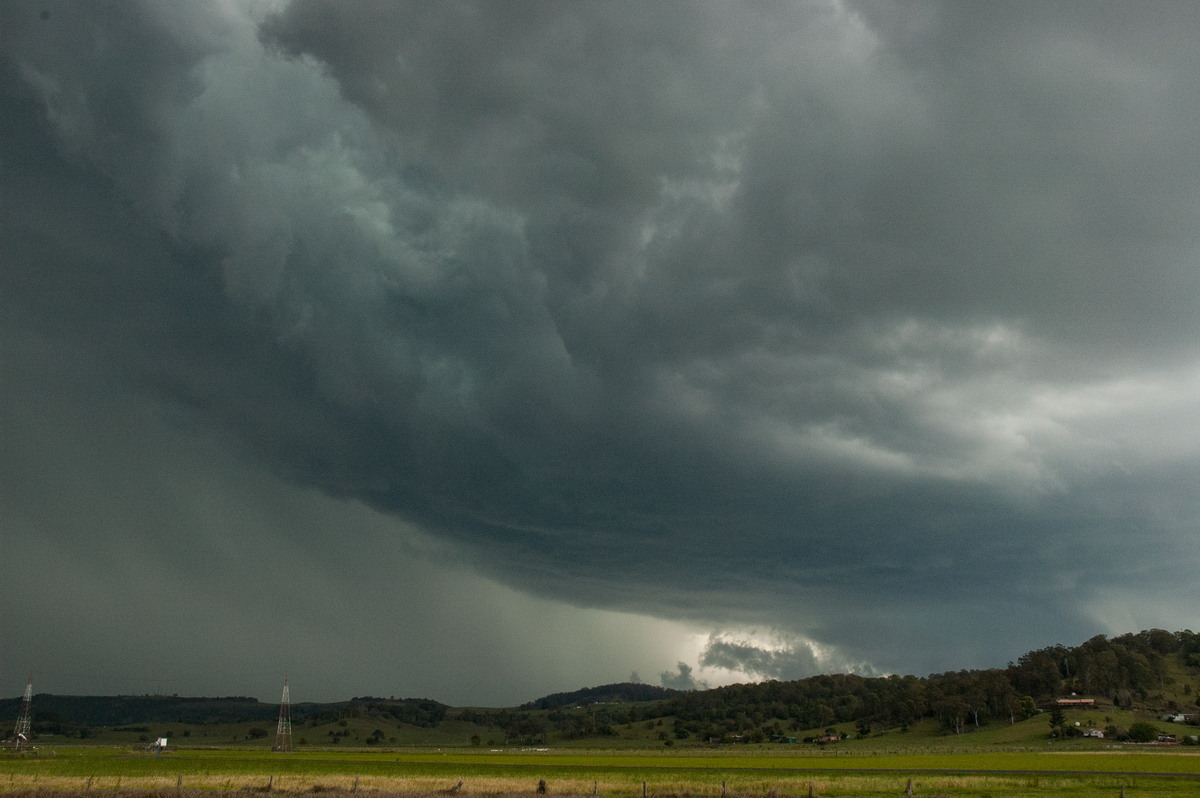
xmin=3 ymin=0 xmax=1200 ymax=694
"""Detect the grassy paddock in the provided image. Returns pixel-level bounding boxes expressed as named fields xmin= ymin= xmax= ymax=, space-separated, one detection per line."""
xmin=3 ymin=747 xmax=1200 ymax=797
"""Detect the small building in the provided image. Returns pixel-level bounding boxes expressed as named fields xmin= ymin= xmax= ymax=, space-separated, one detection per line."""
xmin=1055 ymin=698 xmax=1095 ymax=706
xmin=1084 ymin=728 xmax=1105 ymax=738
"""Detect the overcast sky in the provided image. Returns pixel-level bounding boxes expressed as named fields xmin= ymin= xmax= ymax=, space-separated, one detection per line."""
xmin=3 ymin=1 xmax=1200 ymax=707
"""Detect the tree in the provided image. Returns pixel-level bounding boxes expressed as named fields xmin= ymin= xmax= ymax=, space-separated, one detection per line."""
xmin=1048 ymin=705 xmax=1065 ymax=734
xmin=933 ymin=696 xmax=969 ymax=735
xmin=1128 ymin=722 xmax=1160 ymax=743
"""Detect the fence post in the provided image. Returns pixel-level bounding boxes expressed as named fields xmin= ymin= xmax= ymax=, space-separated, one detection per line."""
xmin=86 ymin=777 xmax=92 ymax=792
xmin=353 ymin=776 xmax=359 ymax=792
xmin=177 ymin=774 xmax=183 ymax=790
xmin=643 ymin=781 xmax=647 ymax=798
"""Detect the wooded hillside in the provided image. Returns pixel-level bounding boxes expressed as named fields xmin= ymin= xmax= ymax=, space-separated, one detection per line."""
xmin=4 ymin=629 xmax=1198 ymax=744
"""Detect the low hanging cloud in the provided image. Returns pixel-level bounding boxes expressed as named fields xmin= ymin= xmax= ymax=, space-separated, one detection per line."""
xmin=4 ymin=1 xmax=1200 ymax=702
xmin=660 ymin=663 xmax=708 ymax=692
xmin=700 ymin=633 xmax=882 ymax=683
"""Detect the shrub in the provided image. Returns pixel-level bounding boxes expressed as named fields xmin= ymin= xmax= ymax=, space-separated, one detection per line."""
xmin=1128 ymin=722 xmax=1159 ymax=742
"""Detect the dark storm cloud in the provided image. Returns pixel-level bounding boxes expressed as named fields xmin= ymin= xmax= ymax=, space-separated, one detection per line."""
xmin=4 ymin=0 xmax=1200 ymax=698
xmin=254 ymin=0 xmax=1200 ymax=659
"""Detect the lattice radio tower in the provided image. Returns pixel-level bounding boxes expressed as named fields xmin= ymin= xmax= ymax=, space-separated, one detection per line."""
xmin=273 ymin=675 xmax=292 ymax=752
xmin=11 ymin=675 xmax=32 ymax=750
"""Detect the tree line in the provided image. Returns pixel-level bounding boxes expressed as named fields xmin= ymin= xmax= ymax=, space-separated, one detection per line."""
xmin=652 ymin=629 xmax=1200 ymax=741
xmin=5 ymin=629 xmax=1197 ymax=745
xmin=440 ymin=629 xmax=1200 ymax=744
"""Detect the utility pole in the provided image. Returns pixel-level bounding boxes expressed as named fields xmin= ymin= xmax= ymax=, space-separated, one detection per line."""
xmin=274 ymin=675 xmax=292 ymax=752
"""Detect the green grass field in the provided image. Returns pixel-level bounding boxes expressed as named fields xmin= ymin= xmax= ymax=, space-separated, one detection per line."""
xmin=5 ymin=700 xmax=1199 ymax=796
xmin=4 ymin=743 xmax=1200 ymax=797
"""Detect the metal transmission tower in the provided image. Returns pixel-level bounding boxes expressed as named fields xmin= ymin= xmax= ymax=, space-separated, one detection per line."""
xmin=11 ymin=675 xmax=32 ymax=750
xmin=273 ymin=676 xmax=292 ymax=752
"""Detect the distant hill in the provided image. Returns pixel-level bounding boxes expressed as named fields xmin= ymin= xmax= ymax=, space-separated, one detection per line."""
xmin=3 ymin=629 xmax=1197 ymax=747
xmin=521 ymin=682 xmax=679 ymax=710
xmin=342 ymin=697 xmax=450 ymax=728
xmin=655 ymin=628 xmax=1200 ymax=742
xmin=0 ymin=695 xmax=276 ymax=728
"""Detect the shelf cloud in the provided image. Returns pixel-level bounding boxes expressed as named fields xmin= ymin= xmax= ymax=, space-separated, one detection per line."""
xmin=3 ymin=1 xmax=1199 ymax=705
